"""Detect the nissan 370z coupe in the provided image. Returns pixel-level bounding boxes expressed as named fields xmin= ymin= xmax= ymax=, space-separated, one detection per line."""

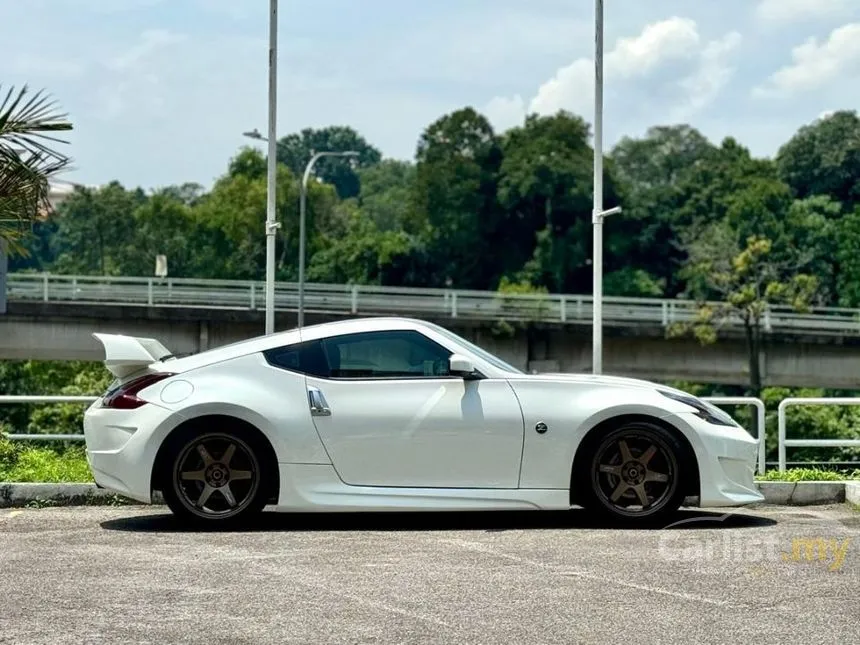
xmin=84 ymin=317 xmax=763 ymax=526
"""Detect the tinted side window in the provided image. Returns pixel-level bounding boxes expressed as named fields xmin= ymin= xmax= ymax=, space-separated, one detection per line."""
xmin=264 ymin=340 xmax=330 ymax=378
xmin=322 ymin=330 xmax=453 ymax=379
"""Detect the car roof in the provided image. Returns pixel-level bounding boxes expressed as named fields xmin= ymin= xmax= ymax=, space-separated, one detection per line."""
xmin=161 ymin=317 xmax=434 ymax=373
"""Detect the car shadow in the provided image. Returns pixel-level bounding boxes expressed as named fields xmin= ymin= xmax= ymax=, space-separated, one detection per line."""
xmin=100 ymin=507 xmax=777 ymax=534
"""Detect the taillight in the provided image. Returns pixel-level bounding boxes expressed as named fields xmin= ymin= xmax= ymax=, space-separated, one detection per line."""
xmin=102 ymin=373 xmax=175 ymax=409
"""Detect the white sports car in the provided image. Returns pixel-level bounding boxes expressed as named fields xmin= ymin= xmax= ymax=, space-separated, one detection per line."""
xmin=84 ymin=317 xmax=763 ymax=526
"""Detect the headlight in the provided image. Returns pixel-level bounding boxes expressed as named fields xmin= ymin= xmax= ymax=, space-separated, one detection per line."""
xmin=658 ymin=390 xmax=737 ymax=427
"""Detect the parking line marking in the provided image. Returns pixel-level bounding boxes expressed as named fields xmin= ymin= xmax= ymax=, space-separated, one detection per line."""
xmin=442 ymin=537 xmax=742 ymax=609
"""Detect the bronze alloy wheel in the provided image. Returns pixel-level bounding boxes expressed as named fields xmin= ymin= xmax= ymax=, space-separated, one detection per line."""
xmin=170 ymin=432 xmax=262 ymax=521
xmin=586 ymin=423 xmax=686 ymax=522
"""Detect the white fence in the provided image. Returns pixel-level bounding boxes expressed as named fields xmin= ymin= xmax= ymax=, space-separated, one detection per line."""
xmin=0 ymin=396 xmax=97 ymax=442
xmin=778 ymin=398 xmax=860 ymax=472
xmin=8 ymin=272 xmax=860 ymax=335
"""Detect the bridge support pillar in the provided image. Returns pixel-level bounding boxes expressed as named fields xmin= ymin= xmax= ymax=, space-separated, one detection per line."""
xmin=199 ymin=321 xmax=210 ymax=352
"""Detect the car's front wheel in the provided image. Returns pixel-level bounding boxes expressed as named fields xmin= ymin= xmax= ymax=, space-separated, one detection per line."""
xmin=578 ymin=422 xmax=687 ymax=525
xmin=162 ymin=429 xmax=268 ymax=525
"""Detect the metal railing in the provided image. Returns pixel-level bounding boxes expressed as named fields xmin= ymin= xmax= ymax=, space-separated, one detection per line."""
xmin=703 ymin=397 xmax=766 ymax=475
xmin=8 ymin=272 xmax=860 ymax=335
xmin=0 ymin=395 xmax=97 ymax=442
xmin=778 ymin=398 xmax=860 ymax=471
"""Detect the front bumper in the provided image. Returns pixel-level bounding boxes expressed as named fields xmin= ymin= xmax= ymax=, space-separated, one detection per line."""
xmin=83 ymin=399 xmax=179 ymax=504
xmin=674 ymin=412 xmax=764 ymax=508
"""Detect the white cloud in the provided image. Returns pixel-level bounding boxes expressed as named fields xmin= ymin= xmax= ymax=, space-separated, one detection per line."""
xmin=107 ymin=29 xmax=186 ymax=72
xmin=97 ymin=30 xmax=188 ymax=120
xmin=485 ymin=17 xmax=740 ymax=131
xmin=606 ymin=17 xmax=701 ymax=78
xmin=484 ymin=95 xmax=527 ymax=133
xmin=755 ymin=0 xmax=852 ymax=23
xmin=673 ymin=31 xmax=742 ymax=120
xmin=755 ymin=23 xmax=860 ymax=97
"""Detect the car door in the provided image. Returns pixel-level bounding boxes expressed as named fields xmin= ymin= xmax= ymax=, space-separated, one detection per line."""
xmin=299 ymin=329 xmax=524 ymax=489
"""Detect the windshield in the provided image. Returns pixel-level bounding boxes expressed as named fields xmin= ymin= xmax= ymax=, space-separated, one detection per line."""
xmin=425 ymin=323 xmax=524 ymax=374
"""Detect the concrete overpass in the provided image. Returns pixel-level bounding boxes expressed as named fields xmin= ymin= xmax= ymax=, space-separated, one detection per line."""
xmin=3 ymin=273 xmax=860 ymax=388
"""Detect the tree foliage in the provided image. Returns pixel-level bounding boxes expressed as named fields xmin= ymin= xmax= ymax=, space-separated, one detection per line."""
xmin=776 ymin=110 xmax=860 ymax=208
xmin=674 ymin=226 xmax=817 ymax=394
xmin=276 ymin=126 xmax=382 ymax=199
xmin=0 ymin=85 xmax=72 ymax=252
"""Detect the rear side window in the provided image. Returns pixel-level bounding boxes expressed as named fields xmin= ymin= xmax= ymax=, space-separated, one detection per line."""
xmin=264 ymin=341 xmax=330 ymax=379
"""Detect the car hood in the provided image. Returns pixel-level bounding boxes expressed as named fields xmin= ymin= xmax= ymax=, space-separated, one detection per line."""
xmin=513 ymin=372 xmax=689 ymax=396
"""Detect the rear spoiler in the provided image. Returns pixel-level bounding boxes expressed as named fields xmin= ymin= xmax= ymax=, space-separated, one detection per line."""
xmin=92 ymin=333 xmax=174 ymax=379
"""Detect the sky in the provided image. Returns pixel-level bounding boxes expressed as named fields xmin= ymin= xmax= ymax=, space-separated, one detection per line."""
xmin=4 ymin=0 xmax=860 ymax=189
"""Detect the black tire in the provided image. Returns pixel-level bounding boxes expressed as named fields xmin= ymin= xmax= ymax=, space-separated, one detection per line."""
xmin=575 ymin=421 xmax=687 ymax=526
xmin=161 ymin=427 xmax=269 ymax=526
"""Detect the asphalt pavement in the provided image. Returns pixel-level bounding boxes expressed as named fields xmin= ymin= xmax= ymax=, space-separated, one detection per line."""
xmin=0 ymin=504 xmax=858 ymax=644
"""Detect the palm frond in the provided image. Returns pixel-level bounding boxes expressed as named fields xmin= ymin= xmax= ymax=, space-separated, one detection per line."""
xmin=0 ymin=85 xmax=72 ymax=250
xmin=0 ymin=85 xmax=73 ymax=164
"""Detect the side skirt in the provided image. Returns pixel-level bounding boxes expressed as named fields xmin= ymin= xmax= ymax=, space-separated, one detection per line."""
xmin=274 ymin=463 xmax=570 ymax=512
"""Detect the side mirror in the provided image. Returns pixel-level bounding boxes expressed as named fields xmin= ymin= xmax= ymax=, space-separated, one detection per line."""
xmin=449 ymin=354 xmax=477 ymax=378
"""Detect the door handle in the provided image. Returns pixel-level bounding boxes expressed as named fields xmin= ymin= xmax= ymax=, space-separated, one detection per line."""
xmin=308 ymin=387 xmax=331 ymax=417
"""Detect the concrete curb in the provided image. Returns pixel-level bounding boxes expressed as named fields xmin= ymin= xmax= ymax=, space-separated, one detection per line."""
xmin=0 ymin=483 xmax=139 ymax=508
xmin=0 ymin=482 xmax=857 ymax=509
xmin=756 ymin=481 xmax=846 ymax=506
xmin=846 ymin=481 xmax=860 ymax=507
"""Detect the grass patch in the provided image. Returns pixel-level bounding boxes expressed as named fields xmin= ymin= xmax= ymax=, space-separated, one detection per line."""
xmin=0 ymin=438 xmax=92 ymax=483
xmin=757 ymin=467 xmax=860 ymax=482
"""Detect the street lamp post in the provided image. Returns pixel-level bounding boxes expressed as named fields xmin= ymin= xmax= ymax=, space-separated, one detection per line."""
xmin=299 ymin=151 xmax=358 ymax=327
xmin=591 ymin=0 xmax=622 ymax=375
xmin=264 ymin=0 xmax=279 ymax=336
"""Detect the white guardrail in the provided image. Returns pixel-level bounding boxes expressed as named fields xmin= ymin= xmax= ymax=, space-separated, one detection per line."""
xmin=8 ymin=273 xmax=860 ymax=334
xmin=778 ymin=398 xmax=860 ymax=472
xmin=0 ymin=396 xmax=97 ymax=442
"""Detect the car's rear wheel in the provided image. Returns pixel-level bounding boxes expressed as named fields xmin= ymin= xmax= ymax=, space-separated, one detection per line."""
xmin=578 ymin=422 xmax=686 ymax=525
xmin=162 ymin=430 xmax=267 ymax=525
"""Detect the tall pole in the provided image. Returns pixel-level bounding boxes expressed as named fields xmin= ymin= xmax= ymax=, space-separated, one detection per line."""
xmin=264 ymin=0 xmax=279 ymax=335
xmin=298 ymin=151 xmax=358 ymax=328
xmin=298 ymin=156 xmax=316 ymax=329
xmin=592 ymin=0 xmax=604 ymax=374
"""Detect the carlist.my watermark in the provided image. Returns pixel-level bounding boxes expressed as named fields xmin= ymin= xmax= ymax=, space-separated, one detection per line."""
xmin=656 ymin=513 xmax=853 ymax=572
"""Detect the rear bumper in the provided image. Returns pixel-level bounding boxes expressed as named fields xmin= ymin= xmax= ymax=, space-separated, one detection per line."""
xmin=674 ymin=412 xmax=764 ymax=508
xmin=84 ymin=399 xmax=179 ymax=504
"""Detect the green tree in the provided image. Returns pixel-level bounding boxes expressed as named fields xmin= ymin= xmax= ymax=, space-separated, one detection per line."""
xmin=776 ymin=110 xmax=860 ymax=207
xmin=498 ymin=112 xmax=635 ymax=294
xmin=610 ymin=126 xmax=716 ymax=296
xmin=276 ymin=126 xmax=382 ymax=199
xmin=308 ymin=201 xmax=420 ymax=285
xmin=120 ymin=191 xmax=202 ymax=277
xmin=497 ymin=113 xmax=595 ymax=290
xmin=51 ymin=182 xmax=147 ymax=274
xmin=356 ymin=160 xmax=415 ymax=232
xmin=675 ymin=224 xmax=817 ymax=395
xmin=228 ymin=147 xmax=267 ymax=181
xmin=412 ymin=108 xmax=504 ymax=288
xmin=193 ymin=149 xmax=345 ymax=281
xmin=784 ymin=196 xmax=840 ymax=304
xmin=0 ymin=85 xmax=72 ymax=253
